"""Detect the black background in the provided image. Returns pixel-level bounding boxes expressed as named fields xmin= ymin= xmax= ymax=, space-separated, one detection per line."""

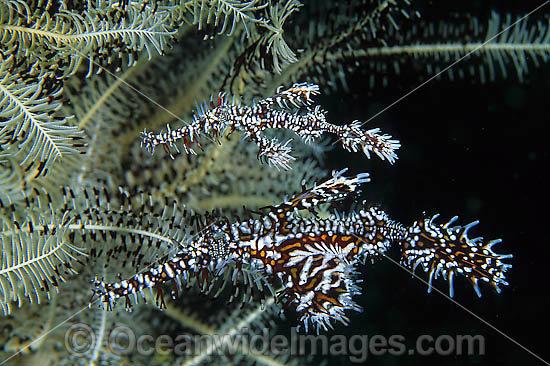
xmin=311 ymin=1 xmax=550 ymax=365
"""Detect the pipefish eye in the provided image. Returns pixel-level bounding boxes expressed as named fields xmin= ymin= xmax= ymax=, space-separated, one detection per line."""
xmin=212 ymin=230 xmax=228 ymax=241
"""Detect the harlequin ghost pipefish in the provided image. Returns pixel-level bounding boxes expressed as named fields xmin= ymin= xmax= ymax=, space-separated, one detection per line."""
xmin=93 ymin=170 xmax=512 ymax=333
xmin=139 ymin=83 xmax=400 ymax=170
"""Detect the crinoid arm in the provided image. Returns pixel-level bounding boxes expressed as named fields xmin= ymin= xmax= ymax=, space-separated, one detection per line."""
xmin=401 ymin=215 xmax=513 ymax=298
xmin=139 ymin=83 xmax=400 ymax=169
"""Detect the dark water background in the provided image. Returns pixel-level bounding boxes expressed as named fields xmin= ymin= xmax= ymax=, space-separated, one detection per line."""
xmin=300 ymin=1 xmax=550 ymax=365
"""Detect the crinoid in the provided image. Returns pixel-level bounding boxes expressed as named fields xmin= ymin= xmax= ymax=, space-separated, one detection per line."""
xmin=1 ymin=1 xmax=548 ymax=366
